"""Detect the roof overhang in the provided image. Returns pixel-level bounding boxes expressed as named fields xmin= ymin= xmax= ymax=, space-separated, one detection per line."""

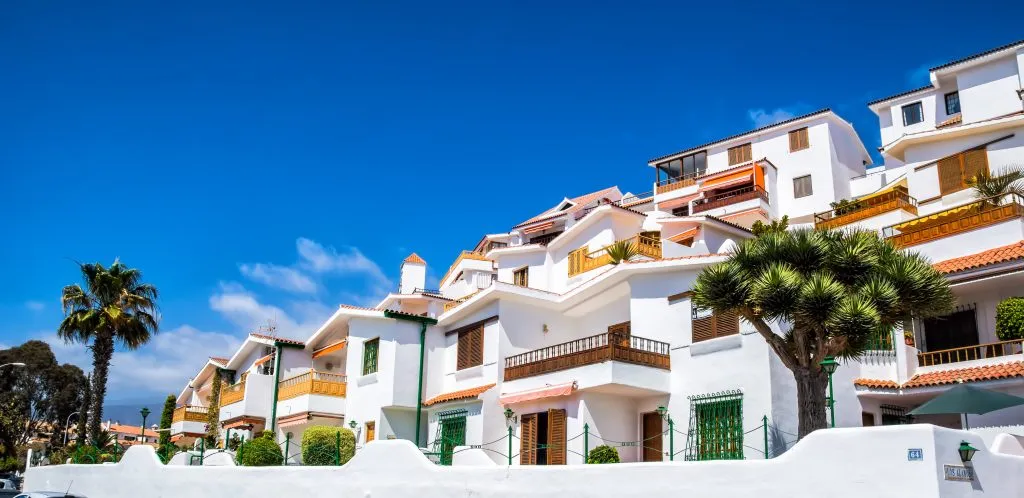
xmin=545 ymin=204 xmax=647 ymax=251
xmin=305 ymin=304 xmax=388 ymax=350
xmin=881 ymin=114 xmax=1024 ymax=160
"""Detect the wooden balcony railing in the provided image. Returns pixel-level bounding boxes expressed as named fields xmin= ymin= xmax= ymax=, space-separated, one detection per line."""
xmin=172 ymin=405 xmax=207 ymax=424
xmin=917 ymin=339 xmax=1024 ymax=367
xmin=443 ymin=289 xmax=482 ymax=312
xmin=814 ymin=187 xmax=918 ymax=229
xmin=439 ymin=250 xmax=493 ymax=287
xmin=504 ymin=331 xmax=670 ymax=381
xmin=567 ymin=233 xmax=662 ymax=277
xmin=691 ymin=186 xmax=769 ymax=214
xmin=655 ymin=170 xmax=704 ymax=195
xmin=883 ymin=194 xmax=1024 ymax=248
xmin=278 ymin=370 xmax=347 ymax=401
xmin=220 ymin=380 xmax=246 ymax=406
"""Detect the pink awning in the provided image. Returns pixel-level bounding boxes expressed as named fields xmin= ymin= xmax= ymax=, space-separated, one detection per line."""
xmin=657 ymin=193 xmax=699 ymax=211
xmin=523 ymin=221 xmax=555 ymax=234
xmin=499 ymin=381 xmax=577 ymax=405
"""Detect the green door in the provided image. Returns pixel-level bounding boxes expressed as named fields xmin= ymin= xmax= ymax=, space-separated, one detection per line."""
xmin=435 ymin=409 xmax=467 ymax=465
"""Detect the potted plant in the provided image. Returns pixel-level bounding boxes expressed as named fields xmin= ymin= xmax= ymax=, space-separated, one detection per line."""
xmin=904 ymin=330 xmax=915 ymax=346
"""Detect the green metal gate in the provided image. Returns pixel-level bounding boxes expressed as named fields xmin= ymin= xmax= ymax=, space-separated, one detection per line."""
xmin=433 ymin=409 xmax=467 ymax=465
xmin=684 ymin=390 xmax=744 ymax=461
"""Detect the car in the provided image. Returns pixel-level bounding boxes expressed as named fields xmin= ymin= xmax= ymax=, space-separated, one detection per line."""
xmin=14 ymin=493 xmax=88 ymax=498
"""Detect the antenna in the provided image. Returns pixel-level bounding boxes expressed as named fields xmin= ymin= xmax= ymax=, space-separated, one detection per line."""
xmin=64 ymin=479 xmax=74 ymax=497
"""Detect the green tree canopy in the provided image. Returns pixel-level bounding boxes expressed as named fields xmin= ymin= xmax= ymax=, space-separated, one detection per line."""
xmin=693 ymin=228 xmax=954 ymax=436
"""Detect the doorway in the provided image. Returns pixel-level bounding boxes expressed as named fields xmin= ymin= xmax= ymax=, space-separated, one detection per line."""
xmin=922 ymin=306 xmax=979 ymax=355
xmin=641 ymin=412 xmax=663 ymax=461
xmin=519 ymin=409 xmax=566 ymax=465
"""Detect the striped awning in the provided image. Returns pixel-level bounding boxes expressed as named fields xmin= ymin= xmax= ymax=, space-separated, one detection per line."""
xmin=499 ymin=381 xmax=577 ymax=405
xmin=703 ymin=174 xmax=752 ymax=191
xmin=701 ymin=166 xmax=754 ymax=188
xmin=857 ymin=178 xmax=907 ymax=202
xmin=312 ymin=339 xmax=347 ymax=359
xmin=657 ymin=193 xmax=699 ymax=211
xmin=893 ymin=203 xmax=974 ymax=231
xmin=522 ymin=221 xmax=555 ymax=234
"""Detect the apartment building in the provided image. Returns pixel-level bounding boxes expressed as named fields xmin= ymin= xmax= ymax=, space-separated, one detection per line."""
xmin=815 ymin=40 xmax=1024 ymax=434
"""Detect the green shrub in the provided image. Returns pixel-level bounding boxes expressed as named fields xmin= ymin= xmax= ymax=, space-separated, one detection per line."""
xmin=48 ymin=448 xmax=69 ymax=465
xmin=70 ymin=445 xmax=100 ymax=464
xmin=587 ymin=445 xmax=620 ymax=464
xmin=996 ymin=297 xmax=1024 ymax=340
xmin=301 ymin=426 xmax=356 ymax=466
xmin=0 ymin=456 xmax=19 ymax=472
xmin=238 ymin=434 xmax=283 ymax=466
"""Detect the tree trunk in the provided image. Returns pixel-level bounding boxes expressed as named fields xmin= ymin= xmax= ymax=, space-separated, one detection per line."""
xmin=794 ymin=367 xmax=830 ymax=438
xmin=88 ymin=332 xmax=115 ymax=444
xmin=77 ymin=373 xmax=91 ymax=446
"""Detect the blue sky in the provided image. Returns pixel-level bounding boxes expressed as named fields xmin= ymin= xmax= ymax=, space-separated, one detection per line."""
xmin=2 ymin=1 xmax=1022 ymax=403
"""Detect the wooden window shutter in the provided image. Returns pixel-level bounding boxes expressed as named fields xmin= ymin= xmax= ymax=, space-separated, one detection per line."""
xmin=469 ymin=326 xmax=484 ymax=367
xmin=692 ymin=315 xmax=714 ymax=343
xmin=692 ymin=310 xmax=739 ymax=343
xmin=457 ymin=330 xmax=471 ymax=370
xmin=937 ymin=155 xmax=964 ymax=195
xmin=547 ymin=409 xmax=567 ymax=465
xmin=520 ymin=414 xmax=537 ymax=465
xmin=727 ymin=144 xmax=751 ymax=165
xmin=961 ymin=149 xmax=988 ymax=186
xmin=789 ymin=128 xmax=809 ymax=152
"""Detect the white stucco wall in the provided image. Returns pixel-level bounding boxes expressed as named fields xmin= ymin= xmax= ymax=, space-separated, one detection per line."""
xmin=957 ymin=55 xmax=1023 ymax=124
xmin=25 ymin=426 xmax=1024 ymax=498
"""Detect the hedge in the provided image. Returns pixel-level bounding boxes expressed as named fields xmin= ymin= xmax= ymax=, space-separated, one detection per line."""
xmin=996 ymin=297 xmax=1024 ymax=340
xmin=587 ymin=445 xmax=620 ymax=464
xmin=301 ymin=426 xmax=356 ymax=466
xmin=238 ymin=431 xmax=283 ymax=466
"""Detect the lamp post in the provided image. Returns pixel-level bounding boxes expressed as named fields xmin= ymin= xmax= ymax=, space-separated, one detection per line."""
xmin=140 ymin=407 xmax=151 ymax=444
xmin=504 ymin=408 xmax=516 ymax=466
xmin=958 ymin=441 xmax=978 ymax=462
xmin=656 ymin=405 xmax=673 ymax=461
xmin=348 ymin=420 xmax=359 ymax=445
xmin=819 ymin=356 xmax=839 ymax=428
xmin=63 ymin=411 xmax=80 ymax=446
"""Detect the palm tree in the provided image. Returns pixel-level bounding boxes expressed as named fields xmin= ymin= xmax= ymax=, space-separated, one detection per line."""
xmin=692 ymin=229 xmax=953 ymax=437
xmin=606 ymin=240 xmax=639 ymax=265
xmin=969 ymin=165 xmax=1024 ymax=207
xmin=59 ymin=261 xmax=159 ymax=443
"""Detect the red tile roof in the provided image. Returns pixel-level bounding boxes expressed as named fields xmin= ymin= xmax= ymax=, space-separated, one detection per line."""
xmin=855 ymin=362 xmax=1024 ymax=389
xmin=209 ymin=357 xmax=230 ymax=364
xmin=422 ymin=383 xmax=496 ymax=406
xmin=340 ymin=304 xmax=381 ymax=312
xmin=515 ymin=187 xmax=620 ymax=228
xmin=933 ymin=241 xmax=1024 ymax=274
xmin=403 ymin=253 xmax=427 ymax=265
xmin=936 ymin=114 xmax=963 ymax=129
xmin=249 ymin=333 xmax=305 ymax=346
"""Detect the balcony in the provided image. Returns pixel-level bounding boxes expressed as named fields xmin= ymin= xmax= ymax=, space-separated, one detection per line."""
xmin=655 ymin=171 xmax=702 ymax=195
xmin=917 ymin=339 xmax=1024 ymax=367
xmin=814 ymin=186 xmax=918 ymax=230
xmin=504 ymin=330 xmax=670 ymax=382
xmin=692 ymin=185 xmax=768 ymax=214
xmin=172 ymin=405 xmax=207 ymax=424
xmin=221 ymin=379 xmax=246 ymax=406
xmin=170 ymin=405 xmax=207 ymax=440
xmin=278 ymin=370 xmax=347 ymax=400
xmin=567 ymin=233 xmax=662 ymax=277
xmin=882 ymin=194 xmax=1024 ymax=248
xmin=276 ymin=370 xmax=347 ymax=421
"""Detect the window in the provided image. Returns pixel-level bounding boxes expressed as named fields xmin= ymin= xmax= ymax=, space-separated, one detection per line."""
xmin=727 ymin=143 xmax=752 ymax=165
xmin=936 ymin=148 xmax=989 ymax=195
xmin=691 ymin=307 xmax=739 ymax=343
xmin=945 ymin=91 xmax=961 ymax=115
xmin=684 ymin=391 xmax=744 ymax=461
xmin=257 ymin=346 xmax=275 ymax=375
xmin=922 ymin=304 xmax=980 ymax=364
xmin=456 ymin=325 xmax=484 ymax=370
xmin=788 ymin=127 xmax=809 ymax=152
xmin=365 ymin=421 xmax=375 ymax=442
xmin=513 ymin=267 xmax=529 ymax=287
xmin=362 ymin=338 xmax=379 ymax=375
xmin=432 ymin=409 xmax=467 ymax=465
xmin=793 ymin=175 xmax=813 ymax=198
xmin=671 ymin=206 xmax=690 ymax=217
xmin=656 ymin=151 xmax=707 ymax=183
xmin=901 ymin=102 xmax=924 ymax=126
xmin=880 ymin=405 xmax=913 ymax=425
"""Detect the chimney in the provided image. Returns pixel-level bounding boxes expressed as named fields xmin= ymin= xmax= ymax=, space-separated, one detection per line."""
xmin=400 ymin=253 xmax=427 ymax=294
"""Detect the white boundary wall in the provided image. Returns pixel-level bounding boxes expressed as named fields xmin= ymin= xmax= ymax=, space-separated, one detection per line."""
xmin=24 ymin=425 xmax=1024 ymax=498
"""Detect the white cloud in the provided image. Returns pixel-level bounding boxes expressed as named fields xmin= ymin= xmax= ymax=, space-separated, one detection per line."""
xmin=208 ymin=282 xmax=332 ymax=340
xmin=238 ymin=263 xmax=317 ymax=294
xmin=44 ymin=325 xmax=243 ymax=403
xmin=748 ymin=108 xmax=797 ymax=128
xmin=25 ymin=301 xmax=45 ymax=311
xmin=296 ymin=238 xmax=391 ymax=285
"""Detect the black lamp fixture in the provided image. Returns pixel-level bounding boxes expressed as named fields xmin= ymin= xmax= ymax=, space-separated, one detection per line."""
xmin=348 ymin=419 xmax=358 ymax=430
xmin=656 ymin=405 xmax=668 ymax=419
xmin=504 ymin=407 xmax=517 ymax=425
xmin=958 ymin=441 xmax=978 ymax=462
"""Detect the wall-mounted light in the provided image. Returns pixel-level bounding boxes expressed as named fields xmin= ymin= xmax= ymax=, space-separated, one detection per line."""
xmin=349 ymin=420 xmax=358 ymax=429
xmin=542 ymin=324 xmax=549 ymax=334
xmin=958 ymin=441 xmax=978 ymax=462
xmin=504 ymin=407 xmax=517 ymax=426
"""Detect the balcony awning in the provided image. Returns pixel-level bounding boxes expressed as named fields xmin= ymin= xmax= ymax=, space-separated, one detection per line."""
xmin=500 ymin=381 xmax=577 ymax=405
xmin=668 ymin=227 xmax=700 ymax=244
xmin=701 ymin=165 xmax=754 ymax=188
xmin=312 ymin=339 xmax=347 ymax=359
xmin=254 ymin=354 xmax=273 ymax=366
xmin=523 ymin=221 xmax=555 ymax=234
xmin=703 ymin=174 xmax=753 ymax=191
xmin=222 ymin=416 xmax=265 ymax=430
xmin=657 ymin=193 xmax=699 ymax=211
xmin=892 ymin=203 xmax=975 ymax=231
xmin=857 ymin=178 xmax=907 ymax=202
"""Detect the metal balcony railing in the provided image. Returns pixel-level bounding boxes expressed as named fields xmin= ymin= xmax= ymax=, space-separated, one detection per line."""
xmin=691 ymin=186 xmax=769 ymax=214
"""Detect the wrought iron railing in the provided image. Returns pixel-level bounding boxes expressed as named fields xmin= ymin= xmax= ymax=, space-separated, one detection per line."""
xmin=917 ymin=339 xmax=1024 ymax=366
xmin=278 ymin=370 xmax=347 ymax=401
xmin=221 ymin=380 xmax=245 ymax=406
xmin=172 ymin=405 xmax=207 ymax=424
xmin=504 ymin=331 xmax=670 ymax=381
xmin=882 ymin=193 xmax=1024 ymax=248
xmin=655 ymin=170 xmax=705 ymax=194
xmin=692 ymin=185 xmax=769 ymax=214
xmin=814 ymin=186 xmax=918 ymax=229
xmin=528 ymin=231 xmax=563 ymax=246
xmin=413 ymin=287 xmax=443 ymax=295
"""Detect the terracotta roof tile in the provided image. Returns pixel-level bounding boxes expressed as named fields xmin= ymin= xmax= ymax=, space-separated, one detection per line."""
xmin=515 ymin=186 xmax=620 ymax=228
xmin=933 ymin=241 xmax=1024 ymax=274
xmin=403 ymin=253 xmax=427 ymax=265
xmin=931 ymin=39 xmax=1024 ymax=71
xmin=249 ymin=333 xmax=305 ymax=346
xmin=937 ymin=114 xmax=963 ymax=129
xmin=339 ymin=304 xmax=381 ymax=312
xmin=209 ymin=357 xmax=230 ymax=364
xmin=422 ymin=383 xmax=496 ymax=406
xmin=854 ymin=362 xmax=1024 ymax=390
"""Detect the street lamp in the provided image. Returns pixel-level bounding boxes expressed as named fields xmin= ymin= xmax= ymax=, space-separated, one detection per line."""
xmin=656 ymin=405 xmax=674 ymax=461
xmin=958 ymin=441 xmax=978 ymax=462
xmin=140 ymin=407 xmax=151 ymax=444
xmin=819 ymin=356 xmax=839 ymax=428
xmin=348 ymin=419 xmax=357 ymax=430
xmin=0 ymin=363 xmax=26 ymax=369
xmin=63 ymin=411 xmax=80 ymax=446
xmin=503 ymin=408 xmax=516 ymax=466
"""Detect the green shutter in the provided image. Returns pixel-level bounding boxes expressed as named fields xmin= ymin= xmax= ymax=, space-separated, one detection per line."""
xmin=433 ymin=409 xmax=467 ymax=466
xmin=684 ymin=390 xmax=744 ymax=461
xmin=362 ymin=338 xmax=379 ymax=375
